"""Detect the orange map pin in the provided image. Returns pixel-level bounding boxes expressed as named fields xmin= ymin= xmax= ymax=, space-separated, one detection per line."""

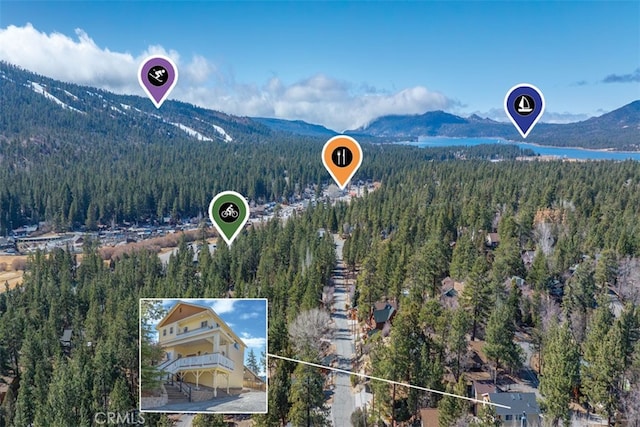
xmin=322 ymin=135 xmax=363 ymax=190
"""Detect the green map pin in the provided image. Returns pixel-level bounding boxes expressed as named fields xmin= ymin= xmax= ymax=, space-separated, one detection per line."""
xmin=208 ymin=191 xmax=250 ymax=246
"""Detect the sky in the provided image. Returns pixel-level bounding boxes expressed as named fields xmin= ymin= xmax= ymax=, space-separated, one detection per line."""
xmin=149 ymin=299 xmax=267 ymax=376
xmin=0 ymin=1 xmax=638 ymax=131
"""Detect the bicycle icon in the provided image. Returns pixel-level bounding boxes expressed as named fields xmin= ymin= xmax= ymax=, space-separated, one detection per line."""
xmin=221 ymin=205 xmax=239 ymax=219
xmin=218 ymin=202 xmax=240 ymax=223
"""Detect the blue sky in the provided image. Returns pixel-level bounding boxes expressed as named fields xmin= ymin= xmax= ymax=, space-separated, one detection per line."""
xmin=148 ymin=299 xmax=267 ymax=375
xmin=0 ymin=1 xmax=638 ymax=130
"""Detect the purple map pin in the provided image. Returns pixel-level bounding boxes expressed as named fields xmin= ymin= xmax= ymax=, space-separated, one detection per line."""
xmin=504 ymin=83 xmax=545 ymax=139
xmin=138 ymin=55 xmax=178 ymax=108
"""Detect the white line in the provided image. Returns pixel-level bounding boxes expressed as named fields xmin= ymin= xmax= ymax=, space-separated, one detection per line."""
xmin=267 ymin=353 xmax=511 ymax=409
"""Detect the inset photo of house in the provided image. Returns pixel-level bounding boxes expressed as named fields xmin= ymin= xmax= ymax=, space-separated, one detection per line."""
xmin=139 ymin=298 xmax=267 ymax=414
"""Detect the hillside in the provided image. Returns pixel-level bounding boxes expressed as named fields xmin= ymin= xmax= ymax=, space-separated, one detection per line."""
xmin=0 ymin=61 xmax=278 ymax=145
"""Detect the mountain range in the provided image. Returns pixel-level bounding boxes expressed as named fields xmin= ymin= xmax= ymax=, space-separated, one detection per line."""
xmin=347 ymin=103 xmax=640 ymax=150
xmin=1 ymin=61 xmax=638 ymax=151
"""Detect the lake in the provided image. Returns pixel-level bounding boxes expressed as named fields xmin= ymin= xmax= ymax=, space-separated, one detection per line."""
xmin=396 ymin=137 xmax=640 ymax=161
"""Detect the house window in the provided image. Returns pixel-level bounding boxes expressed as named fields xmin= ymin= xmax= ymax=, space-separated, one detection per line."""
xmin=163 ymin=329 xmax=166 ymax=336
xmin=201 ymin=320 xmax=208 ymax=328
xmin=170 ymin=327 xmax=173 ymax=334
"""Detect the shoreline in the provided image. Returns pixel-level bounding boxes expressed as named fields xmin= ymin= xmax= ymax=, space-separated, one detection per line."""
xmin=401 ymin=137 xmax=640 ymax=155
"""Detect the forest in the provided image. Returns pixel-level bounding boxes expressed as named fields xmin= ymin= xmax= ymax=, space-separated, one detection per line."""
xmin=0 ymin=137 xmax=639 ymax=426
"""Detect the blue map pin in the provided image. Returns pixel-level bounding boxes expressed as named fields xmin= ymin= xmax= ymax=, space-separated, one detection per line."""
xmin=504 ymin=83 xmax=545 ymax=138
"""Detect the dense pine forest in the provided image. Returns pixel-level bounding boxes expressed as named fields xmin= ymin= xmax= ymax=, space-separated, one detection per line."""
xmin=2 ymin=61 xmax=640 ymax=427
xmin=0 ymin=144 xmax=639 ymax=425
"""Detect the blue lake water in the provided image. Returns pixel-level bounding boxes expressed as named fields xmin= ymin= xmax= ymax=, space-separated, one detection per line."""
xmin=396 ymin=137 xmax=640 ymax=161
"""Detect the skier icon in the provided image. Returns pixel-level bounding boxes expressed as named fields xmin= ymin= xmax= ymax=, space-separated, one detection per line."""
xmin=148 ymin=65 xmax=168 ymax=86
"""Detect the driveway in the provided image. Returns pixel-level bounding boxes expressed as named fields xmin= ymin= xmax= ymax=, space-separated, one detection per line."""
xmin=148 ymin=391 xmax=267 ymax=414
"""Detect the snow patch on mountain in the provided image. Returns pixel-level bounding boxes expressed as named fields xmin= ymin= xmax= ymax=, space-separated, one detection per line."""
xmin=29 ymin=82 xmax=84 ymax=113
xmin=169 ymin=122 xmax=213 ymax=141
xmin=194 ymin=118 xmax=233 ymax=142
xmin=63 ymin=90 xmax=79 ymax=101
xmin=120 ymin=104 xmax=131 ymax=111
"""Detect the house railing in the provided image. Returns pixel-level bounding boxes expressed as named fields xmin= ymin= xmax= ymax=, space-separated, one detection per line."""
xmin=176 ymin=324 xmax=216 ymax=336
xmin=163 ymin=353 xmax=234 ymax=374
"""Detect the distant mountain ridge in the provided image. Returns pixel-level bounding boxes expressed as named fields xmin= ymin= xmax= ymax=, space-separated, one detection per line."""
xmin=252 ymin=117 xmax=338 ymax=137
xmin=347 ymin=101 xmax=640 ymax=150
xmin=1 ymin=61 xmax=638 ymax=151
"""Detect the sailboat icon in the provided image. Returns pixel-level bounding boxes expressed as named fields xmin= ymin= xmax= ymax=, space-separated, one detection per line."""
xmin=517 ymin=96 xmax=533 ymax=114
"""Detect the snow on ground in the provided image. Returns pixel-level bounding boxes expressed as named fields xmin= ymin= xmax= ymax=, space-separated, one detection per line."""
xmin=63 ymin=90 xmax=79 ymax=101
xmin=29 ymin=82 xmax=84 ymax=113
xmin=194 ymin=118 xmax=233 ymax=142
xmin=169 ymin=122 xmax=213 ymax=141
xmin=211 ymin=124 xmax=233 ymax=142
xmin=0 ymin=72 xmax=14 ymax=82
xmin=110 ymin=105 xmax=125 ymax=114
xmin=120 ymin=103 xmax=131 ymax=110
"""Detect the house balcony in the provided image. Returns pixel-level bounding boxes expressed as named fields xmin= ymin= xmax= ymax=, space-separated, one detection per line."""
xmin=162 ymin=325 xmax=219 ymax=344
xmin=162 ymin=353 xmax=235 ymax=374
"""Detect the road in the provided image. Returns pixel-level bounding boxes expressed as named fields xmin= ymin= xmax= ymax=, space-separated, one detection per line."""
xmin=513 ymin=331 xmax=540 ymax=396
xmin=330 ymin=234 xmax=357 ymax=426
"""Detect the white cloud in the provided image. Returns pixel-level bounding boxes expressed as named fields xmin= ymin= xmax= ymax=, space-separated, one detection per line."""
xmin=240 ymin=312 xmax=260 ymax=320
xmin=240 ymin=332 xmax=267 ymax=348
xmin=0 ymin=24 xmax=455 ymax=131
xmin=209 ymin=299 xmax=236 ymax=314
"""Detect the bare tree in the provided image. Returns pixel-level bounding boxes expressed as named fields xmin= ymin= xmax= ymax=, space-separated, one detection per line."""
xmin=534 ymin=222 xmax=555 ymax=256
xmin=621 ymin=382 xmax=640 ymax=426
xmin=539 ymin=295 xmax=562 ymax=331
xmin=617 ymin=256 xmax=640 ymax=304
xmin=322 ymin=286 xmax=334 ymax=307
xmin=288 ymin=308 xmax=333 ymax=356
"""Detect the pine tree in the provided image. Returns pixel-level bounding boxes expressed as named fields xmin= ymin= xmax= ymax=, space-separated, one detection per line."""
xmin=447 ymin=308 xmax=470 ymax=381
xmin=539 ymin=320 xmax=579 ymax=425
xmin=483 ymin=302 xmax=522 ymax=382
xmin=461 ymin=257 xmax=491 ymax=341
xmin=581 ymin=294 xmax=623 ymax=423
xmin=438 ymin=376 xmax=468 ymax=426
xmin=288 ymin=362 xmax=329 ymax=427
xmin=247 ymin=348 xmax=259 ymax=373
xmin=192 ymin=414 xmax=227 ymax=427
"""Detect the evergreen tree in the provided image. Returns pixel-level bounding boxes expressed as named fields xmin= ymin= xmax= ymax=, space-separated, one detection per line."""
xmin=461 ymin=257 xmax=491 ymax=341
xmin=539 ymin=320 xmax=580 ymax=425
xmin=288 ymin=362 xmax=329 ymax=427
xmin=247 ymin=349 xmax=260 ymax=373
xmin=483 ymin=302 xmax=522 ymax=382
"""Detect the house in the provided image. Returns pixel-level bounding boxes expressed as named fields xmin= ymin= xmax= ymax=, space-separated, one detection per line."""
xmin=486 ymin=233 xmax=500 ymax=248
xmin=155 ymin=301 xmax=246 ymax=397
xmin=420 ymin=408 xmax=440 ymax=427
xmin=471 ymin=380 xmax=499 ymax=414
xmin=487 ymin=392 xmax=541 ymax=426
xmin=368 ymin=300 xmax=397 ymax=331
xmin=441 ymin=277 xmax=466 ymax=308
xmin=0 ymin=376 xmax=15 ymax=404
xmin=243 ymin=366 xmax=266 ymax=391
xmin=472 ymin=380 xmax=497 ymax=402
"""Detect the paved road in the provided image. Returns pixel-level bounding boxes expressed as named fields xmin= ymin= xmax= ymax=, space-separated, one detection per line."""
xmin=330 ymin=235 xmax=356 ymax=427
xmin=514 ymin=332 xmax=540 ymax=396
xmin=150 ymin=391 xmax=267 ymax=414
